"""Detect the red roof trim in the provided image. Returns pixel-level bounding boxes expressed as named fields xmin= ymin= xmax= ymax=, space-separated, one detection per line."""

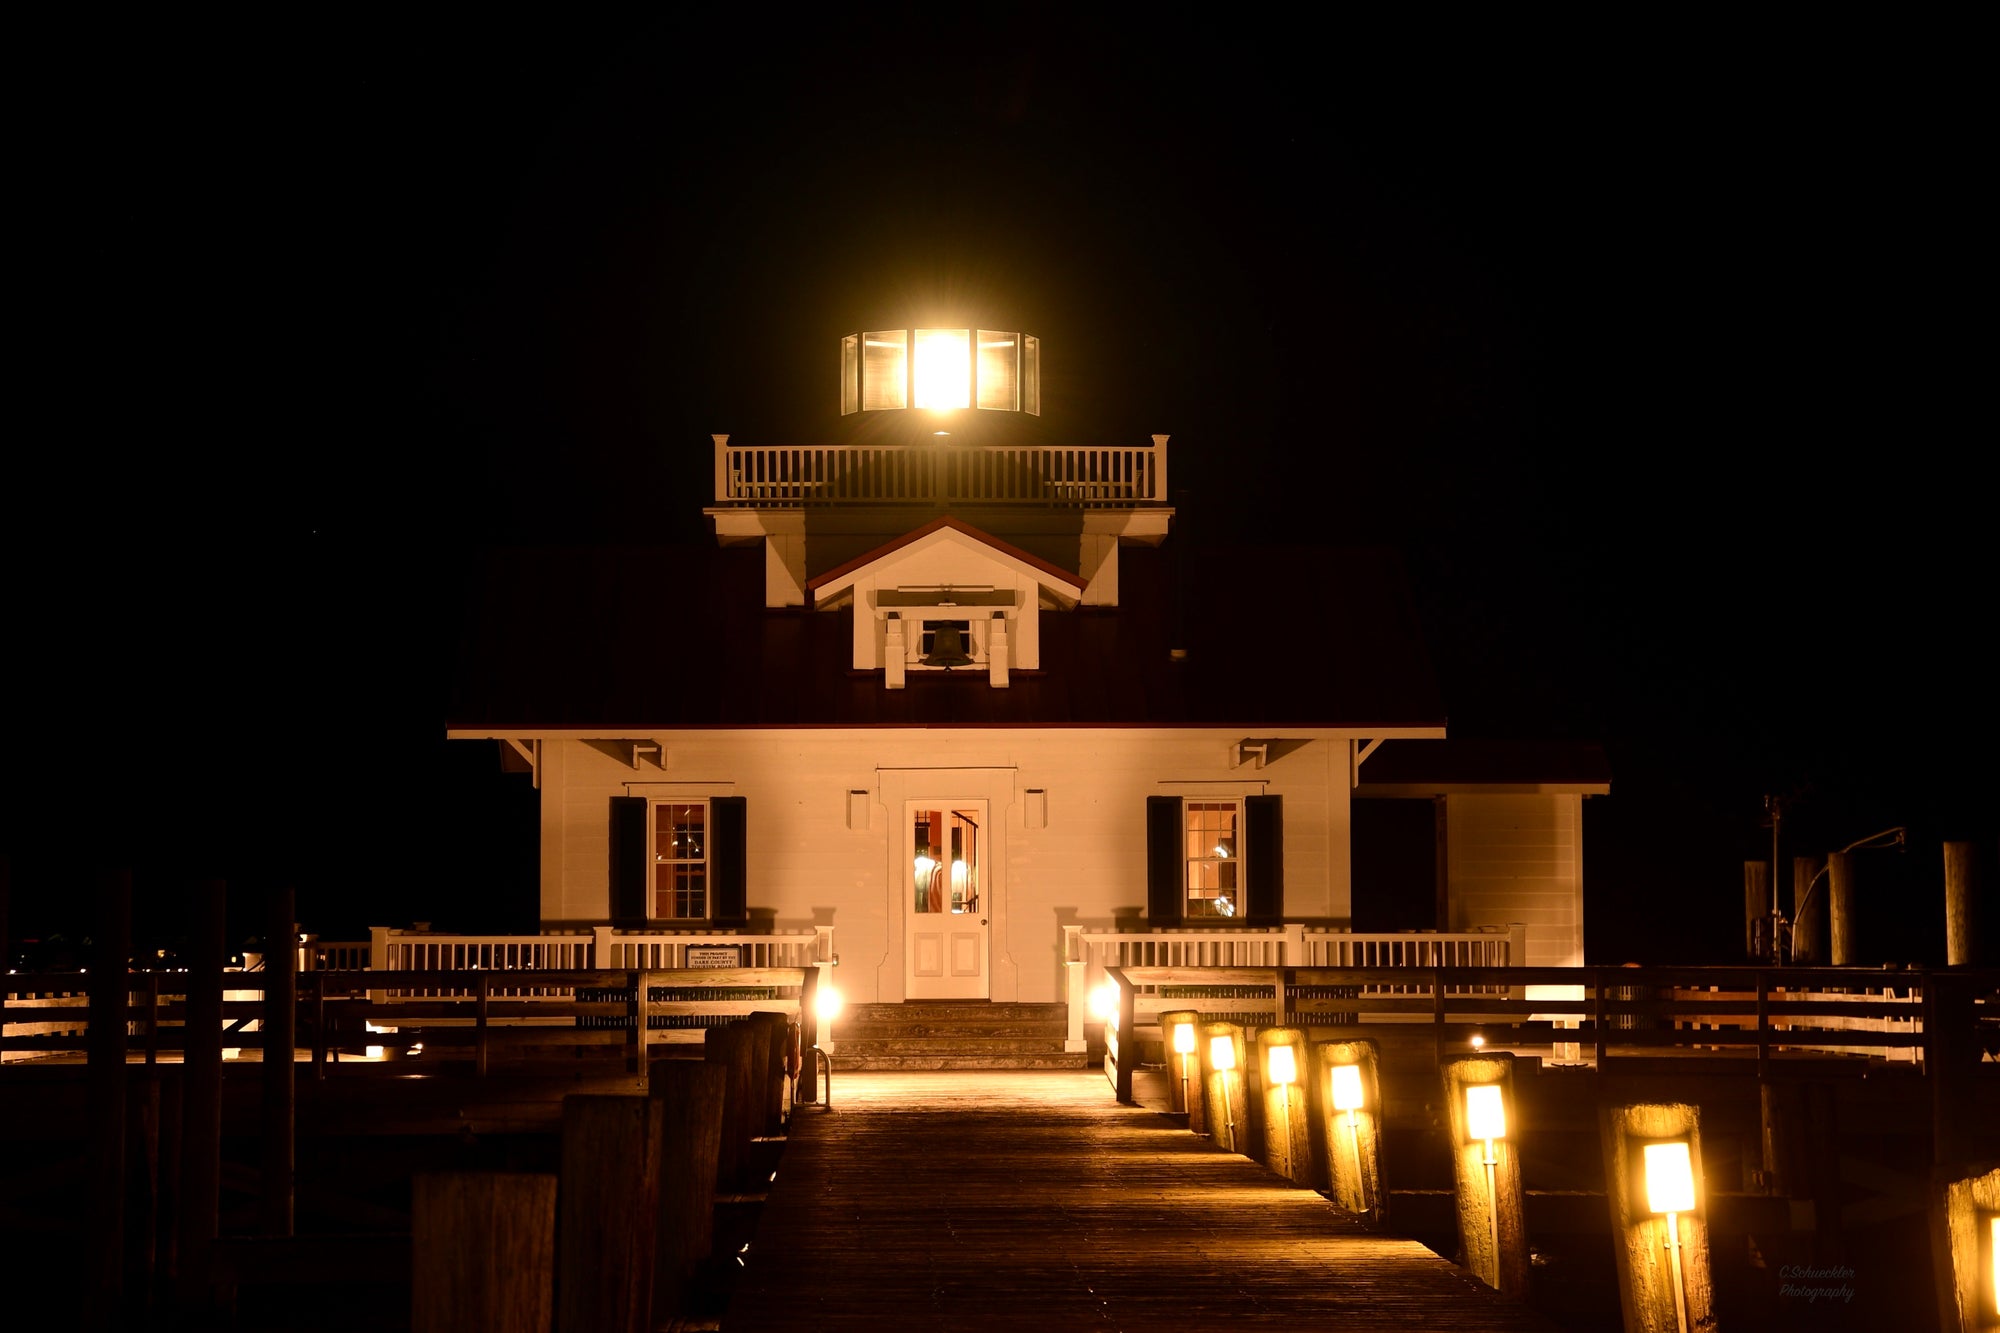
xmin=805 ymin=515 xmax=1085 ymax=593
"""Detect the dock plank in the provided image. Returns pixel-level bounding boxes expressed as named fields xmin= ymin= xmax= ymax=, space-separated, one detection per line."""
xmin=725 ymin=1071 xmax=1558 ymax=1331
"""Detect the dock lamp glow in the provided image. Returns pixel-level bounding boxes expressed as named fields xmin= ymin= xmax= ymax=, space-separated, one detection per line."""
xmin=1331 ymin=1064 xmax=1366 ymax=1203
xmin=1644 ymin=1141 xmax=1696 ymax=1333
xmin=1211 ymin=1035 xmax=1238 ymax=1152
xmin=1992 ymin=1213 xmax=1999 ymax=1322
xmin=1466 ymin=1084 xmax=1506 ymax=1273
xmin=1173 ymin=1022 xmax=1197 ymax=1117
xmin=1267 ymin=1044 xmax=1298 ymax=1146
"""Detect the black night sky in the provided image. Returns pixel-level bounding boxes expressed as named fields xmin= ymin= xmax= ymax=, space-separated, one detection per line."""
xmin=8 ymin=13 xmax=1991 ymax=964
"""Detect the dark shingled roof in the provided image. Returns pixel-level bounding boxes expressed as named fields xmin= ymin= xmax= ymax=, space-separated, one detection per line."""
xmin=445 ymin=537 xmax=1445 ymax=731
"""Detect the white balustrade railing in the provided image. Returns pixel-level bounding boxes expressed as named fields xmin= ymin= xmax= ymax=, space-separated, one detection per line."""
xmin=713 ymin=436 xmax=1168 ymax=506
xmin=361 ymin=926 xmax=834 ymax=1001
xmin=1061 ymin=923 xmax=1527 ymax=1051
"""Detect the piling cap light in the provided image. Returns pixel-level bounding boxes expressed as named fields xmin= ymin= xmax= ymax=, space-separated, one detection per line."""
xmin=1267 ymin=1044 xmax=1298 ymax=1086
xmin=1210 ymin=1035 xmax=1236 ymax=1071
xmin=1643 ymin=1141 xmax=1696 ymax=1215
xmin=1173 ymin=1022 xmax=1196 ymax=1055
xmin=1990 ymin=1215 xmax=1998 ymax=1318
xmin=1466 ymin=1084 xmax=1506 ymax=1142
xmin=1330 ymin=1064 xmax=1365 ymax=1113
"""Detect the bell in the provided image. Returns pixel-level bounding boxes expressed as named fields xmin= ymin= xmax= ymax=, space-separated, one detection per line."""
xmin=921 ymin=624 xmax=973 ymax=669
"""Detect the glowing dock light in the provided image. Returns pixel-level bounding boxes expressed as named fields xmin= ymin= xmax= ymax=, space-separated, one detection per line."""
xmin=1331 ymin=1063 xmax=1367 ymax=1207
xmin=1210 ymin=1034 xmax=1238 ymax=1152
xmin=814 ymin=984 xmax=843 ymax=1025
xmin=1173 ymin=1022 xmax=1196 ymax=1117
xmin=1266 ymin=1044 xmax=1297 ymax=1086
xmin=1645 ymin=1140 xmax=1696 ymax=1333
xmin=1466 ymin=1084 xmax=1506 ymax=1274
xmin=1089 ymin=981 xmax=1120 ymax=1023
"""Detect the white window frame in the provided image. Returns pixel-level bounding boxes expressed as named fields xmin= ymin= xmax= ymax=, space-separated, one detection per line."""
xmin=649 ymin=799 xmax=712 ymax=921
xmin=1183 ymin=798 xmax=1243 ymax=919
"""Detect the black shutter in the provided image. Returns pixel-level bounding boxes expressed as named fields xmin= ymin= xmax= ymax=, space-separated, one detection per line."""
xmin=1245 ymin=795 xmax=1284 ymax=925
xmin=1146 ymin=796 xmax=1183 ymax=925
xmin=610 ymin=796 xmax=648 ymax=923
xmin=712 ymin=796 xmax=748 ymax=924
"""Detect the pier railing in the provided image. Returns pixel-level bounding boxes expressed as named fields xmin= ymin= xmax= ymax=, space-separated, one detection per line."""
xmin=1095 ymin=963 xmax=2000 ymax=1099
xmin=0 ymin=965 xmax=821 ymax=1075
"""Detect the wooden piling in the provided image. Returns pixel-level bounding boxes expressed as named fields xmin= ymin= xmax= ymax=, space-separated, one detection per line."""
xmin=261 ymin=885 xmax=296 ymax=1238
xmin=85 ymin=868 xmax=131 ymax=1333
xmin=1314 ymin=1039 xmax=1384 ymax=1216
xmin=412 ymin=1172 xmax=556 ymax=1333
xmin=1791 ymin=854 xmax=1826 ymax=964
xmin=1744 ymin=860 xmax=1770 ymax=960
xmin=1441 ymin=1054 xmax=1528 ymax=1295
xmin=125 ymin=1074 xmax=162 ymax=1318
xmin=558 ymin=1094 xmax=664 ymax=1333
xmin=176 ymin=878 xmax=226 ymax=1318
xmin=750 ymin=1010 xmax=789 ymax=1135
xmin=706 ymin=1020 xmax=757 ymax=1191
xmin=650 ymin=1060 xmax=727 ymax=1322
xmin=1255 ymin=1027 xmax=1312 ymax=1186
xmin=1598 ymin=1101 xmax=1714 ymax=1333
xmin=1929 ymin=1163 xmax=1999 ymax=1333
xmin=1828 ymin=851 xmax=1857 ymax=965
xmin=1944 ymin=841 xmax=1983 ymax=966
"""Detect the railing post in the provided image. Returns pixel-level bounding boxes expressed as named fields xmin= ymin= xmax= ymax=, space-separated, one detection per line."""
xmin=145 ymin=970 xmax=161 ymax=1067
xmin=1592 ymin=970 xmax=1608 ymax=1068
xmin=1754 ymin=970 xmax=1770 ymax=1080
xmin=593 ymin=926 xmax=616 ymax=970
xmin=1432 ymin=965 xmax=1447 ymax=1070
xmin=712 ymin=433 xmax=732 ymax=503
xmin=1151 ymin=434 xmax=1169 ymax=500
xmin=475 ymin=969 xmax=491 ymax=1079
xmin=1114 ymin=971 xmax=1137 ymax=1105
xmin=1063 ymin=926 xmax=1087 ymax=1053
xmin=1281 ymin=921 xmax=1306 ymax=963
xmin=812 ymin=925 xmax=834 ymax=963
xmin=311 ymin=971 xmax=328 ymax=1080
xmin=368 ymin=925 xmax=390 ymax=974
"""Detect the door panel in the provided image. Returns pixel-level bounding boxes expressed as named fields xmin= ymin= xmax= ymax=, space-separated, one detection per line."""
xmin=905 ymin=802 xmax=990 ymax=999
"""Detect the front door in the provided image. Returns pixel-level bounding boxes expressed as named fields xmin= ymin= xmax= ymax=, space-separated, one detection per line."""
xmin=904 ymin=802 xmax=990 ymax=999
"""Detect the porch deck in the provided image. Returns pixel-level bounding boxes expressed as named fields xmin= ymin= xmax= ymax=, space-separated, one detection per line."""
xmin=724 ymin=1070 xmax=1558 ymax=1331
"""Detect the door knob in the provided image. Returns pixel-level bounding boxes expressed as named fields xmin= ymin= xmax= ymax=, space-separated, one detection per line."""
xmin=980 ymin=919 xmax=988 ymax=926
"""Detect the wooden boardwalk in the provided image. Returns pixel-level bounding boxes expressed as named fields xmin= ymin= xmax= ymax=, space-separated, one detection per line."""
xmin=724 ymin=1071 xmax=1559 ymax=1331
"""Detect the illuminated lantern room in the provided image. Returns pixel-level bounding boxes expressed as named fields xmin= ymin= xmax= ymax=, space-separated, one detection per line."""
xmin=841 ymin=328 xmax=1041 ymax=417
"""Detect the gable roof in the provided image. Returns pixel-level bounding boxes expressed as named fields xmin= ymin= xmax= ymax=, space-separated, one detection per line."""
xmin=444 ymin=540 xmax=1445 ymax=732
xmin=806 ymin=516 xmax=1086 ymax=602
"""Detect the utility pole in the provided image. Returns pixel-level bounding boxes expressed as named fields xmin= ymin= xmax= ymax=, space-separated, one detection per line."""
xmin=1761 ymin=795 xmax=1787 ymax=963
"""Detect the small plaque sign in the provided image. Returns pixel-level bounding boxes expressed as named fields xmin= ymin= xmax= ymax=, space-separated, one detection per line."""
xmin=686 ymin=946 xmax=742 ymax=969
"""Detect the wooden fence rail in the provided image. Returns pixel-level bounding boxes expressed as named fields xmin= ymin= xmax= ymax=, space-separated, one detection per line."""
xmin=1099 ymin=963 xmax=1999 ymax=1097
xmin=1 ymin=967 xmax=820 ymax=1076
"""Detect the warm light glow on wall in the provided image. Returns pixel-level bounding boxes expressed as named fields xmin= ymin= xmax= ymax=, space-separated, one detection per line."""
xmin=1330 ymin=1064 xmax=1364 ymax=1113
xmin=1267 ymin=1044 xmax=1297 ymax=1085
xmin=1466 ymin=1084 xmax=1506 ymax=1142
xmin=1644 ymin=1142 xmax=1695 ymax=1215
xmin=1210 ymin=1034 xmax=1236 ymax=1071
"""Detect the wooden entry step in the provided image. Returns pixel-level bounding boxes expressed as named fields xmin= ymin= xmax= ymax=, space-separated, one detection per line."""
xmin=831 ymin=1001 xmax=1083 ymax=1071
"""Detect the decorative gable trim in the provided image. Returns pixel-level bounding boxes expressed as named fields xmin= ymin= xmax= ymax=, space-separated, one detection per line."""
xmin=808 ymin=517 xmax=1083 ymax=687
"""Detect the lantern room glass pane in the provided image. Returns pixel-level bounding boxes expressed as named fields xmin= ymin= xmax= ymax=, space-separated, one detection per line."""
xmin=914 ymin=328 xmax=970 ymax=409
xmin=1021 ymin=334 xmax=1040 ymax=415
xmin=862 ymin=330 xmax=907 ymax=411
xmin=841 ymin=333 xmax=860 ymax=415
xmin=977 ymin=330 xmax=1018 ymax=411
